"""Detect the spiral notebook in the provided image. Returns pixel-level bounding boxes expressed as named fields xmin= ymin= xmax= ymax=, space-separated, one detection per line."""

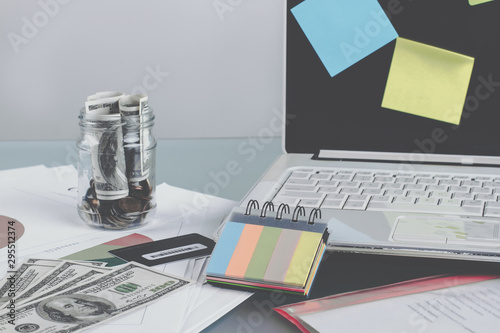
xmin=206 ymin=201 xmax=329 ymax=296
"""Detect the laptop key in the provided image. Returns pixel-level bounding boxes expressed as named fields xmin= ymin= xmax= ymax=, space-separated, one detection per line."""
xmin=484 ymin=208 xmax=500 ymax=218
xmin=486 ymin=202 xmax=500 ymax=208
xmin=366 ymin=202 xmax=483 ymax=216
xmin=439 ymin=198 xmax=462 ymax=206
xmin=474 ymin=194 xmax=496 ymax=201
xmin=461 ymin=200 xmax=484 ymax=208
xmin=393 ymin=197 xmax=416 ymax=204
xmin=280 ymin=191 xmax=324 ymax=199
xmin=286 ymin=178 xmax=317 ymax=185
xmin=290 ymin=171 xmax=311 ymax=178
xmin=283 ymin=185 xmax=317 ymax=192
xmin=298 ymin=199 xmax=322 ymax=208
xmin=321 ymin=199 xmax=345 ymax=209
xmin=370 ymin=195 xmax=391 ymax=202
xmin=272 ymin=196 xmax=300 ymax=207
xmin=339 ymin=188 xmax=362 ymax=194
xmin=343 ymin=200 xmax=368 ymax=210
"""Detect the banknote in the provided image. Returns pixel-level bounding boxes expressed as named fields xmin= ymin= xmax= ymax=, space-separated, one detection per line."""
xmin=119 ymin=94 xmax=152 ymax=182
xmin=17 ymin=269 xmax=111 ymax=306
xmin=0 ymin=261 xmax=63 ymax=305
xmin=13 ymin=261 xmax=112 ymax=305
xmin=25 ymin=259 xmax=107 ymax=268
xmin=0 ymin=262 xmax=193 ymax=332
xmin=85 ymin=91 xmax=124 ymax=114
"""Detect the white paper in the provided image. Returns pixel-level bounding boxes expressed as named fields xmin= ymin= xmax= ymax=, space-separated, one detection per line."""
xmin=299 ymin=279 xmax=500 ymax=333
xmin=0 ymin=165 xmax=252 ymax=333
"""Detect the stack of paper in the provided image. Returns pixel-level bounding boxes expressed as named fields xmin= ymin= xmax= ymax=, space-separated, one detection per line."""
xmin=0 ymin=164 xmax=252 ymax=333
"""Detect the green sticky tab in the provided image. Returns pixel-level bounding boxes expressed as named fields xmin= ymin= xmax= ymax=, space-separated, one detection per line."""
xmin=244 ymin=226 xmax=282 ymax=281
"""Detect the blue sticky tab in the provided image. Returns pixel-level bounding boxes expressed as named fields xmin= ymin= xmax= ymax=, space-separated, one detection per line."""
xmin=206 ymin=222 xmax=245 ymax=276
xmin=291 ymin=0 xmax=399 ymax=77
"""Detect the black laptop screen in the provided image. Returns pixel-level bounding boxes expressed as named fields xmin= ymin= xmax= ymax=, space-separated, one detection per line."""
xmin=285 ymin=0 xmax=500 ymax=158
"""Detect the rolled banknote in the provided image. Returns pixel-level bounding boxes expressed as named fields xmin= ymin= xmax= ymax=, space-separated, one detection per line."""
xmin=85 ymin=91 xmax=124 ymax=114
xmin=82 ymin=91 xmax=129 ymax=200
xmin=119 ymin=94 xmax=152 ymax=182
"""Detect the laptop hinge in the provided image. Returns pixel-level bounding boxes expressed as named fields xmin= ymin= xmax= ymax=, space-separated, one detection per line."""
xmin=315 ymin=149 xmax=500 ymax=167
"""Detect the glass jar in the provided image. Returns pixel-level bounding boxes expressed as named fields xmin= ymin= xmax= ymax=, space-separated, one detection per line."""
xmin=77 ymin=107 xmax=157 ymax=229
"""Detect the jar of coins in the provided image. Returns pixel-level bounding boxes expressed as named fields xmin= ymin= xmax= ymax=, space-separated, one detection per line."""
xmin=77 ymin=92 xmax=157 ymax=229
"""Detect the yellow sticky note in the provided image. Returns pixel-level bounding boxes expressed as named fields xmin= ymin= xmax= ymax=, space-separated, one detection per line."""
xmin=382 ymin=37 xmax=474 ymax=125
xmin=469 ymin=0 xmax=494 ymax=5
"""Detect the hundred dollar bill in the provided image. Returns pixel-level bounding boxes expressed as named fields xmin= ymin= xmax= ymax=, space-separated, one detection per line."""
xmin=119 ymin=94 xmax=152 ymax=181
xmin=25 ymin=259 xmax=107 ymax=268
xmin=0 ymin=261 xmax=63 ymax=305
xmin=0 ymin=262 xmax=193 ymax=332
xmin=13 ymin=261 xmax=112 ymax=305
xmin=17 ymin=269 xmax=110 ymax=306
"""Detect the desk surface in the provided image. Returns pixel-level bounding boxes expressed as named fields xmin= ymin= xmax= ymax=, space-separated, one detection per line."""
xmin=1 ymin=139 xmax=498 ymax=333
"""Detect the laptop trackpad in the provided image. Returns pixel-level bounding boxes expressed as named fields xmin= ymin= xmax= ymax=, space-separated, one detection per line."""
xmin=391 ymin=216 xmax=500 ymax=247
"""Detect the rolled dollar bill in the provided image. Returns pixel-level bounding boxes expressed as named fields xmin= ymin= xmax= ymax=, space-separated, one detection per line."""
xmin=0 ymin=262 xmax=193 ymax=332
xmin=83 ymin=92 xmax=129 ymax=200
xmin=119 ymin=94 xmax=152 ymax=181
xmin=85 ymin=91 xmax=124 ymax=114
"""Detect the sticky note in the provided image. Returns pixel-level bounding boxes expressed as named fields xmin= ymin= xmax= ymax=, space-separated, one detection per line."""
xmin=382 ymin=38 xmax=475 ymax=125
xmin=469 ymin=0 xmax=494 ymax=5
xmin=225 ymin=224 xmax=263 ymax=279
xmin=206 ymin=222 xmax=244 ymax=276
xmin=291 ymin=0 xmax=398 ymax=77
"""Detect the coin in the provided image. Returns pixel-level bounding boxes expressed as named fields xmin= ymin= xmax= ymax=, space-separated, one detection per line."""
xmin=116 ymin=196 xmax=143 ymax=213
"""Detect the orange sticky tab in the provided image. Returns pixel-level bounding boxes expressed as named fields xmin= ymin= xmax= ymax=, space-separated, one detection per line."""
xmin=225 ymin=224 xmax=264 ymax=279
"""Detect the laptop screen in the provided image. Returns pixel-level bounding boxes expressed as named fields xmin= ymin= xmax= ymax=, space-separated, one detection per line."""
xmin=285 ymin=0 xmax=500 ymax=160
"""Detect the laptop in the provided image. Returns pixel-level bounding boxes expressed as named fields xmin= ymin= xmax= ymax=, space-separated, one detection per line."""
xmin=236 ymin=0 xmax=500 ymax=262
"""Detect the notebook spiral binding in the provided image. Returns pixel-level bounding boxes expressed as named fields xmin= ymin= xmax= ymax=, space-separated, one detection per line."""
xmin=244 ymin=200 xmax=322 ymax=225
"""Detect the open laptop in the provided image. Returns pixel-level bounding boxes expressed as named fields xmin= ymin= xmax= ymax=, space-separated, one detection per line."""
xmin=237 ymin=0 xmax=500 ymax=262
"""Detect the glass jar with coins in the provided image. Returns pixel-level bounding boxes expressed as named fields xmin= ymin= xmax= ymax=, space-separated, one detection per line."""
xmin=77 ymin=92 xmax=157 ymax=229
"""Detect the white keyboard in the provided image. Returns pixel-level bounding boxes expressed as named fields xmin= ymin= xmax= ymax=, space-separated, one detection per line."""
xmin=272 ymin=168 xmax=500 ymax=217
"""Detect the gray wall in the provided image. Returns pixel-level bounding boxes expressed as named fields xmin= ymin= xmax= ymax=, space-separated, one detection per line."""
xmin=0 ymin=0 xmax=285 ymax=140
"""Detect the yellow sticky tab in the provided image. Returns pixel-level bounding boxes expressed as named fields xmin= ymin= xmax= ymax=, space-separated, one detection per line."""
xmin=284 ymin=231 xmax=322 ymax=287
xmin=382 ymin=37 xmax=474 ymax=125
xmin=469 ymin=0 xmax=494 ymax=6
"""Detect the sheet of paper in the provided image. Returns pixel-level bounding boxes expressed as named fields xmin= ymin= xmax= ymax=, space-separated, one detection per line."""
xmin=382 ymin=37 xmax=475 ymax=125
xmin=469 ymin=0 xmax=494 ymax=5
xmin=291 ymin=0 xmax=398 ymax=77
xmin=0 ymin=165 xmax=251 ymax=333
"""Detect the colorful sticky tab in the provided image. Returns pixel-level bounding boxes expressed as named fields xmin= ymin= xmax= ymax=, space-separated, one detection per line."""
xmin=208 ymin=221 xmax=325 ymax=288
xmin=284 ymin=231 xmax=323 ymax=286
xmin=382 ymin=37 xmax=475 ymax=125
xmin=225 ymin=224 xmax=263 ymax=279
xmin=469 ymin=0 xmax=494 ymax=5
xmin=291 ymin=0 xmax=398 ymax=77
xmin=206 ymin=222 xmax=245 ymax=276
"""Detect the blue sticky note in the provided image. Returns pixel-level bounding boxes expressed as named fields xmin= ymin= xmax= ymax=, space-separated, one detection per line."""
xmin=291 ymin=0 xmax=399 ymax=77
xmin=206 ymin=222 xmax=244 ymax=276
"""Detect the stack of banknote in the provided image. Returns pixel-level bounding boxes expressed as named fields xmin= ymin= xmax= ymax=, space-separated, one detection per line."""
xmin=0 ymin=258 xmax=192 ymax=331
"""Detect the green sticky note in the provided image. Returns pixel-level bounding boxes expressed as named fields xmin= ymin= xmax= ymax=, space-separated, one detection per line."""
xmin=469 ymin=0 xmax=494 ymax=6
xmin=382 ymin=38 xmax=474 ymax=125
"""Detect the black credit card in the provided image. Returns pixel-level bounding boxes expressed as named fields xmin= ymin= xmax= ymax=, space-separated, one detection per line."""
xmin=108 ymin=233 xmax=215 ymax=266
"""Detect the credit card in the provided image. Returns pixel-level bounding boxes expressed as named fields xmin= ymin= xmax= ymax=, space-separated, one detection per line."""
xmin=108 ymin=233 xmax=215 ymax=266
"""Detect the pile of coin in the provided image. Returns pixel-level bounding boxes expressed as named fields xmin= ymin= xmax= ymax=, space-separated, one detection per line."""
xmin=79 ymin=179 xmax=155 ymax=229
xmin=77 ymin=92 xmax=156 ymax=229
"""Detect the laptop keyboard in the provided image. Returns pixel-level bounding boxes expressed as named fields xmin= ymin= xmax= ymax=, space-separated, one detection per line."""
xmin=272 ymin=168 xmax=500 ymax=218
